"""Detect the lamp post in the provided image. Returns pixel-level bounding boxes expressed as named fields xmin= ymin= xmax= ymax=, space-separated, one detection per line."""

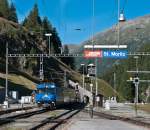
xmin=81 ymin=64 xmax=85 ymax=90
xmin=5 ymin=42 xmax=8 ymax=100
xmin=45 ymin=33 xmax=52 ymax=55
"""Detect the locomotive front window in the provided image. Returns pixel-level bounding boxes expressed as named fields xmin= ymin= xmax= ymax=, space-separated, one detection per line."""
xmin=37 ymin=88 xmax=55 ymax=94
xmin=46 ymin=88 xmax=56 ymax=94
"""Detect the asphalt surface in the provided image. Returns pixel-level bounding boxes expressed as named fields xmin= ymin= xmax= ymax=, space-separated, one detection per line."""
xmin=62 ymin=111 xmax=149 ymax=130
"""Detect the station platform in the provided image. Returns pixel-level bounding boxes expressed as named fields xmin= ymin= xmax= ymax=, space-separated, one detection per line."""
xmin=94 ymin=103 xmax=150 ymax=124
xmin=61 ymin=111 xmax=148 ymax=130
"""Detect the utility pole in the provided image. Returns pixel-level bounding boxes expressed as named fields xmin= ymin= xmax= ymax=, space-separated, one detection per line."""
xmin=114 ymin=72 xmax=116 ymax=97
xmin=95 ymin=58 xmax=98 ymax=95
xmin=5 ymin=42 xmax=8 ymax=101
xmin=64 ymin=70 xmax=67 ymax=87
xmin=132 ymin=77 xmax=139 ymax=116
xmin=3 ymin=42 xmax=9 ymax=108
xmin=39 ymin=55 xmax=44 ymax=81
xmin=135 ymin=83 xmax=139 ymax=104
xmin=81 ymin=64 xmax=85 ymax=90
xmin=135 ymin=56 xmax=139 ymax=73
xmin=134 ymin=56 xmax=139 ymax=103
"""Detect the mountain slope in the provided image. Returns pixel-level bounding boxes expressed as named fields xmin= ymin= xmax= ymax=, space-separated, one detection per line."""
xmin=70 ymin=14 xmax=150 ymax=101
xmin=72 ymin=14 xmax=150 ymax=73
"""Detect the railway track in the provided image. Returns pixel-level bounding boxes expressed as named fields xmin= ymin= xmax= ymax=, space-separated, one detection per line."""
xmin=0 ymin=108 xmax=48 ymax=126
xmin=30 ymin=109 xmax=81 ymax=130
xmin=0 ymin=105 xmax=36 ymax=116
xmin=83 ymin=109 xmax=150 ymax=128
xmin=0 ymin=103 xmax=84 ymax=130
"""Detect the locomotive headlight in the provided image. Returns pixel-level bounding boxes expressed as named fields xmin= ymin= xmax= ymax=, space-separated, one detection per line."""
xmin=44 ymin=94 xmax=48 ymax=97
xmin=51 ymin=85 xmax=55 ymax=88
xmin=42 ymin=94 xmax=48 ymax=99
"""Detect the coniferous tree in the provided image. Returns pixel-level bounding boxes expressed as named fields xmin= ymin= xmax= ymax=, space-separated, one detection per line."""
xmin=23 ymin=4 xmax=42 ymax=32
xmin=8 ymin=3 xmax=18 ymax=23
xmin=51 ymin=27 xmax=62 ymax=54
xmin=0 ymin=0 xmax=9 ymax=18
xmin=22 ymin=17 xmax=27 ymax=26
xmin=42 ymin=17 xmax=52 ymax=34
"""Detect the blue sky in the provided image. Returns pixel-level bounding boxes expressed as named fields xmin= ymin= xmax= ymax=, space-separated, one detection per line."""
xmin=11 ymin=0 xmax=150 ymax=44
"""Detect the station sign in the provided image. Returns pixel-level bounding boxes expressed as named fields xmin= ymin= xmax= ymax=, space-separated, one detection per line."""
xmin=84 ymin=50 xmax=102 ymax=58
xmin=103 ymin=50 xmax=128 ymax=59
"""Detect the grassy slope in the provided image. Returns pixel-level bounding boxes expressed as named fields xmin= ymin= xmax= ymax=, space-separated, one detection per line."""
xmin=137 ymin=104 xmax=150 ymax=113
xmin=0 ymin=73 xmax=35 ymax=90
xmin=56 ymin=58 xmax=123 ymax=99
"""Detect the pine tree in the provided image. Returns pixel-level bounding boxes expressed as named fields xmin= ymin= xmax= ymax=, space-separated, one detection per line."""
xmin=42 ymin=17 xmax=52 ymax=34
xmin=0 ymin=0 xmax=9 ymax=18
xmin=22 ymin=17 xmax=27 ymax=26
xmin=8 ymin=3 xmax=18 ymax=23
xmin=51 ymin=27 xmax=62 ymax=54
xmin=23 ymin=4 xmax=42 ymax=32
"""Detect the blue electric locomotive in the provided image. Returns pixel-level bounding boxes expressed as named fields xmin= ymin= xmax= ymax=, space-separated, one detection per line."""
xmin=35 ymin=83 xmax=56 ymax=108
xmin=34 ymin=82 xmax=77 ymax=108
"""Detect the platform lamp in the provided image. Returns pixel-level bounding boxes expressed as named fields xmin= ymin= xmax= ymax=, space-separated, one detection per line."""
xmin=45 ymin=33 xmax=52 ymax=55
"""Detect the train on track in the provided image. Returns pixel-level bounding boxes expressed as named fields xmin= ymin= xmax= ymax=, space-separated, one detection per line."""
xmin=34 ymin=82 xmax=79 ymax=108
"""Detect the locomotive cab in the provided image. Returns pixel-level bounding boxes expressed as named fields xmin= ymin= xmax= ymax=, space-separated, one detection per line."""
xmin=35 ymin=83 xmax=56 ymax=108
